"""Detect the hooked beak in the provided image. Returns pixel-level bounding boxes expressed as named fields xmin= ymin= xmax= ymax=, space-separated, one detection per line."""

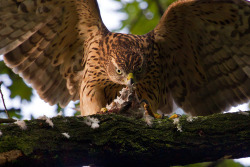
xmin=127 ymin=73 xmax=134 ymax=85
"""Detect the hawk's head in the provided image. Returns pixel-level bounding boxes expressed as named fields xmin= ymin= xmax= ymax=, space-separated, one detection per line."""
xmin=101 ymin=33 xmax=153 ymax=86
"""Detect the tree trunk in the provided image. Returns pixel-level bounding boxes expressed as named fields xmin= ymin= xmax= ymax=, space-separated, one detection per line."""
xmin=0 ymin=112 xmax=250 ymax=167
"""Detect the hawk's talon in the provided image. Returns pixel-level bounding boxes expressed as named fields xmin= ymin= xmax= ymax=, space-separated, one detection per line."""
xmin=99 ymin=107 xmax=108 ymax=114
xmin=169 ymin=114 xmax=180 ymax=119
xmin=153 ymin=113 xmax=162 ymax=119
xmin=141 ymin=100 xmax=162 ymax=119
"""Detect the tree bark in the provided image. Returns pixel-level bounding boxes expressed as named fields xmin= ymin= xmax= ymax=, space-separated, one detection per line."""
xmin=0 ymin=112 xmax=250 ymax=167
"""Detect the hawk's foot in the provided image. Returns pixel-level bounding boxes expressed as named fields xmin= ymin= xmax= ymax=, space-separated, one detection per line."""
xmin=98 ymin=106 xmax=120 ymax=114
xmin=141 ymin=100 xmax=162 ymax=119
xmin=98 ymin=107 xmax=108 ymax=114
xmin=169 ymin=114 xmax=181 ymax=119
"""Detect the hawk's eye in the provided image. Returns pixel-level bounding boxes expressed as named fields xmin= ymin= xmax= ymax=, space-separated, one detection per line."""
xmin=116 ymin=68 xmax=122 ymax=75
xmin=137 ymin=67 xmax=142 ymax=73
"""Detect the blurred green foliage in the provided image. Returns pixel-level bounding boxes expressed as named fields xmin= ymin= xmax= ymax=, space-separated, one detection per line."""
xmin=0 ymin=61 xmax=32 ymax=119
xmin=115 ymin=0 xmax=176 ymax=35
xmin=0 ymin=61 xmax=32 ymax=102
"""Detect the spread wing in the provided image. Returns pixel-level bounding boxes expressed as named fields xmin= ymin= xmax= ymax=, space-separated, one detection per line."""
xmin=154 ymin=0 xmax=250 ymax=115
xmin=0 ymin=0 xmax=108 ymax=107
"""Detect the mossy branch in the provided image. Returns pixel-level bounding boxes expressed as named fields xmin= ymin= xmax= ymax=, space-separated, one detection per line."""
xmin=0 ymin=112 xmax=250 ymax=167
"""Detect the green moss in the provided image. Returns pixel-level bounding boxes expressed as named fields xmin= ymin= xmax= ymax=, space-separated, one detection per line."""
xmin=0 ymin=136 xmax=19 ymax=152
xmin=1 ymin=112 xmax=250 ymax=166
xmin=16 ymin=137 xmax=37 ymax=155
xmin=0 ymin=134 xmax=39 ymax=155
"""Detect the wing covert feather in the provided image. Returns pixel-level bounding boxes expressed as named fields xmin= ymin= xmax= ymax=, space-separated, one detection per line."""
xmin=154 ymin=0 xmax=250 ymax=115
xmin=0 ymin=0 xmax=108 ymax=107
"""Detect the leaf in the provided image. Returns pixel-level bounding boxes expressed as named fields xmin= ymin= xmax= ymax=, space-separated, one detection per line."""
xmin=7 ymin=108 xmax=22 ymax=119
xmin=74 ymin=111 xmax=81 ymax=116
xmin=0 ymin=60 xmax=33 ymax=102
xmin=7 ymin=76 xmax=32 ymax=102
xmin=114 ymin=0 xmax=178 ymax=34
xmin=0 ymin=108 xmax=22 ymax=119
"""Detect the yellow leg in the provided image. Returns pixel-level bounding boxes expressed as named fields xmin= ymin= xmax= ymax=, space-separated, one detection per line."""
xmin=143 ymin=102 xmax=162 ymax=119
